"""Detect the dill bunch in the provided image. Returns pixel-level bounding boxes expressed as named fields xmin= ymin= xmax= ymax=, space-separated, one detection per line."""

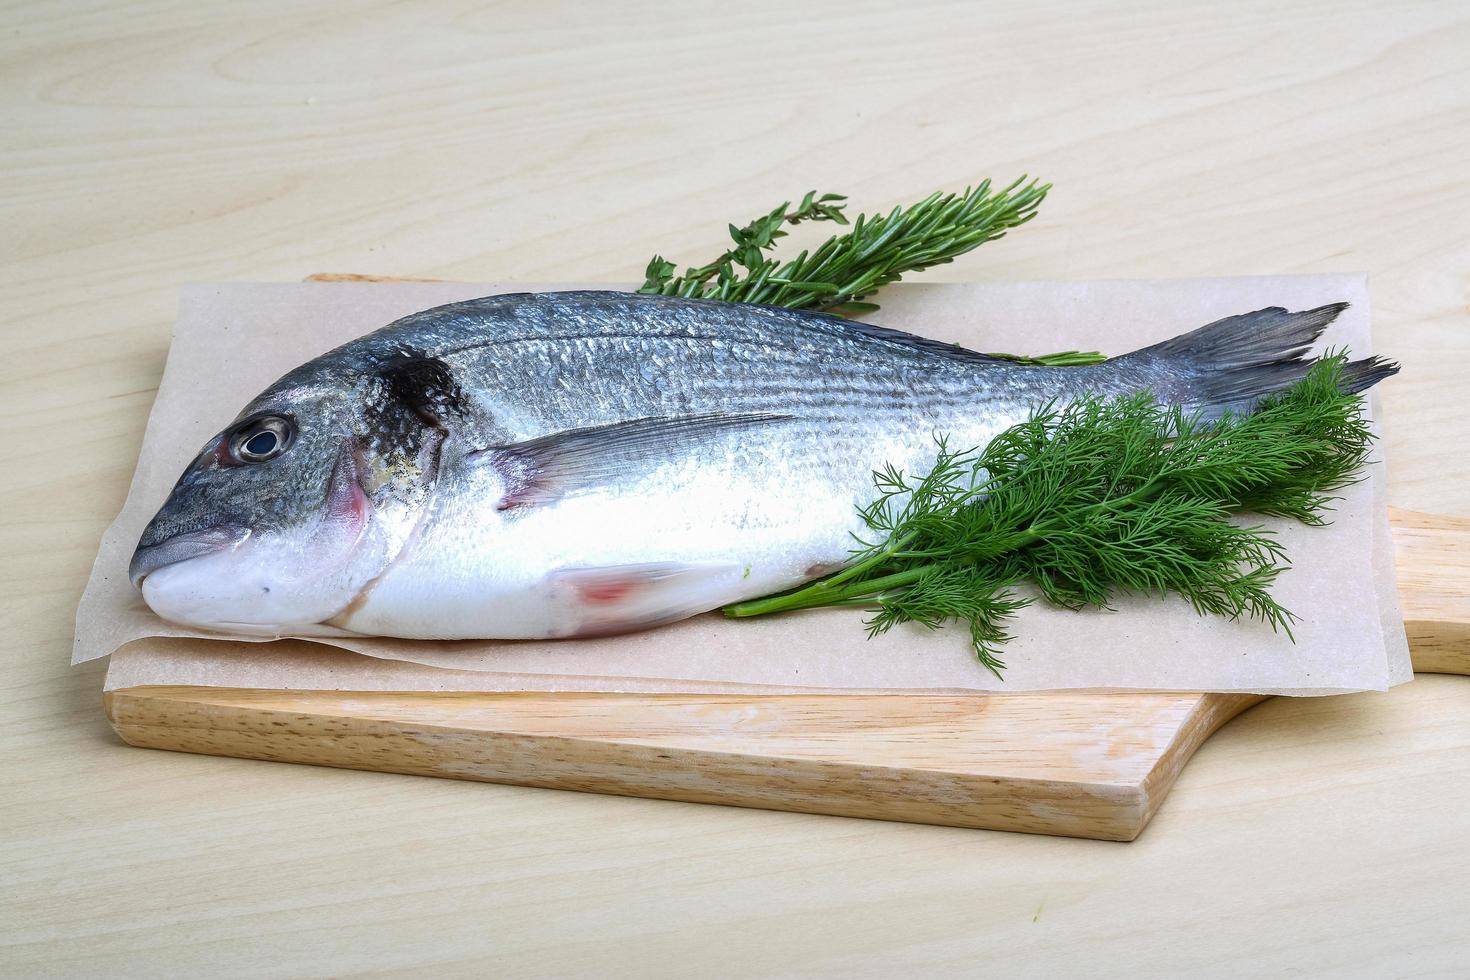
xmin=639 ymin=180 xmax=1101 ymax=368
xmin=724 ymin=355 xmax=1376 ymax=677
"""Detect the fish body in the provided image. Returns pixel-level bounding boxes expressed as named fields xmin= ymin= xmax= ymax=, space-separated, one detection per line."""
xmin=130 ymin=292 xmax=1395 ymax=639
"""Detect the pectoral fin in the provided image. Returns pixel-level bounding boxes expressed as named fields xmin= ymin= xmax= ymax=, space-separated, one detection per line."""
xmin=470 ymin=412 xmax=791 ymax=510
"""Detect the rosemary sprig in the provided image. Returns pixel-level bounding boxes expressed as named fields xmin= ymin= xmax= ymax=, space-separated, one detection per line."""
xmin=641 ymin=190 xmax=852 ymax=305
xmin=724 ymin=355 xmax=1375 ymax=677
xmin=639 ymin=180 xmax=1100 ymax=366
xmin=637 ymin=178 xmax=1099 ymax=365
xmin=638 ymin=180 xmax=1041 ymax=310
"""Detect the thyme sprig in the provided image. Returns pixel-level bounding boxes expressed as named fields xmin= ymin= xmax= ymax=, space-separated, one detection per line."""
xmin=724 ymin=355 xmax=1375 ymax=677
xmin=639 ymin=180 xmax=1098 ymax=366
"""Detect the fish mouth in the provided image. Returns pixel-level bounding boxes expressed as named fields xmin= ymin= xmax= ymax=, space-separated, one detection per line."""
xmin=128 ymin=525 xmax=251 ymax=588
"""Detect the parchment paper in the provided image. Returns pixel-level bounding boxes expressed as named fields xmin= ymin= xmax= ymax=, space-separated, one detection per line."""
xmin=79 ymin=276 xmax=1411 ymax=695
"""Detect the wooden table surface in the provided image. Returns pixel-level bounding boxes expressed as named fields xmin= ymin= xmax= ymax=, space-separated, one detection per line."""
xmin=5 ymin=1 xmax=1468 ymax=976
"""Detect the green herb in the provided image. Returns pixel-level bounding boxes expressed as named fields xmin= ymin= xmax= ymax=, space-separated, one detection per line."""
xmin=724 ymin=355 xmax=1375 ymax=677
xmin=638 ymin=180 xmax=1103 ymax=368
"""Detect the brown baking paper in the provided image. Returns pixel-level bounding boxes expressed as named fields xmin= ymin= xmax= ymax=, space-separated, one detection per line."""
xmin=78 ymin=277 xmax=1411 ymax=695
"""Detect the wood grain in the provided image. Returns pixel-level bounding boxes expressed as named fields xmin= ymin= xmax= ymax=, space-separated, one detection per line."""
xmin=1389 ymin=508 xmax=1470 ymax=674
xmin=6 ymin=1 xmax=1470 ymax=975
xmin=106 ymin=688 xmax=1262 ymax=843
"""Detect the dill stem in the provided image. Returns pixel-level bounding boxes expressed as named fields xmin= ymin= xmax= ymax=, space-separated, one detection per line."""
xmin=724 ymin=565 xmax=933 ymax=617
xmin=723 ymin=537 xmax=916 ymax=618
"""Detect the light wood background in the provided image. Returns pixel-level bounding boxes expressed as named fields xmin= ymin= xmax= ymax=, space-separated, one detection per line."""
xmin=4 ymin=1 xmax=1468 ymax=976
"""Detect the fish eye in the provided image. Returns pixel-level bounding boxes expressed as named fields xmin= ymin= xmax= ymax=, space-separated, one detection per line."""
xmin=231 ymin=416 xmax=294 ymax=463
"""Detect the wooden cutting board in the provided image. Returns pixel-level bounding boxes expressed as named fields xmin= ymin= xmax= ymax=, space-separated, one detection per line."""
xmin=105 ymin=507 xmax=1468 ymax=842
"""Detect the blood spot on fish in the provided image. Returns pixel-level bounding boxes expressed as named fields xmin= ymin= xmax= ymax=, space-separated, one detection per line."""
xmin=330 ymin=479 xmax=370 ymax=526
xmin=805 ymin=561 xmax=844 ymax=577
xmin=211 ymin=436 xmax=241 ymax=469
xmin=577 ymin=579 xmax=638 ymax=604
xmin=325 ymin=446 xmax=372 ymax=530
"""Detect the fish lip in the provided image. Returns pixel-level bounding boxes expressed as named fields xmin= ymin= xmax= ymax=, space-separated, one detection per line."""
xmin=128 ymin=525 xmax=251 ymax=589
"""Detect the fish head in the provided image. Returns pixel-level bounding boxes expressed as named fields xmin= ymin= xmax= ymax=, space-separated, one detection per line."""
xmin=130 ymin=351 xmax=458 ymax=634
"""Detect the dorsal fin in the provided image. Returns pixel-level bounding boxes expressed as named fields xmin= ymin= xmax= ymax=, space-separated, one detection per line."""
xmin=745 ymin=303 xmax=1011 ymax=364
xmin=371 ymin=291 xmax=1011 ymax=366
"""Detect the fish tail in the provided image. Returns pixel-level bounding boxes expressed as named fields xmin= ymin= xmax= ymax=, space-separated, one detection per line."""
xmin=1123 ymin=303 xmax=1399 ymax=414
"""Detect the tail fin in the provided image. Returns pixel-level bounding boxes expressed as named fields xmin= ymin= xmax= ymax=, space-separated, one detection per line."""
xmin=1126 ymin=303 xmax=1398 ymax=413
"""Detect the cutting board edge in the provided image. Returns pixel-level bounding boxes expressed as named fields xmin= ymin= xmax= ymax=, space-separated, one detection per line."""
xmin=108 ymin=685 xmax=1257 ymax=841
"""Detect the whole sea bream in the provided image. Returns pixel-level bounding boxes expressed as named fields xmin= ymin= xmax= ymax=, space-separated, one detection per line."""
xmin=129 ymin=291 xmax=1396 ymax=640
